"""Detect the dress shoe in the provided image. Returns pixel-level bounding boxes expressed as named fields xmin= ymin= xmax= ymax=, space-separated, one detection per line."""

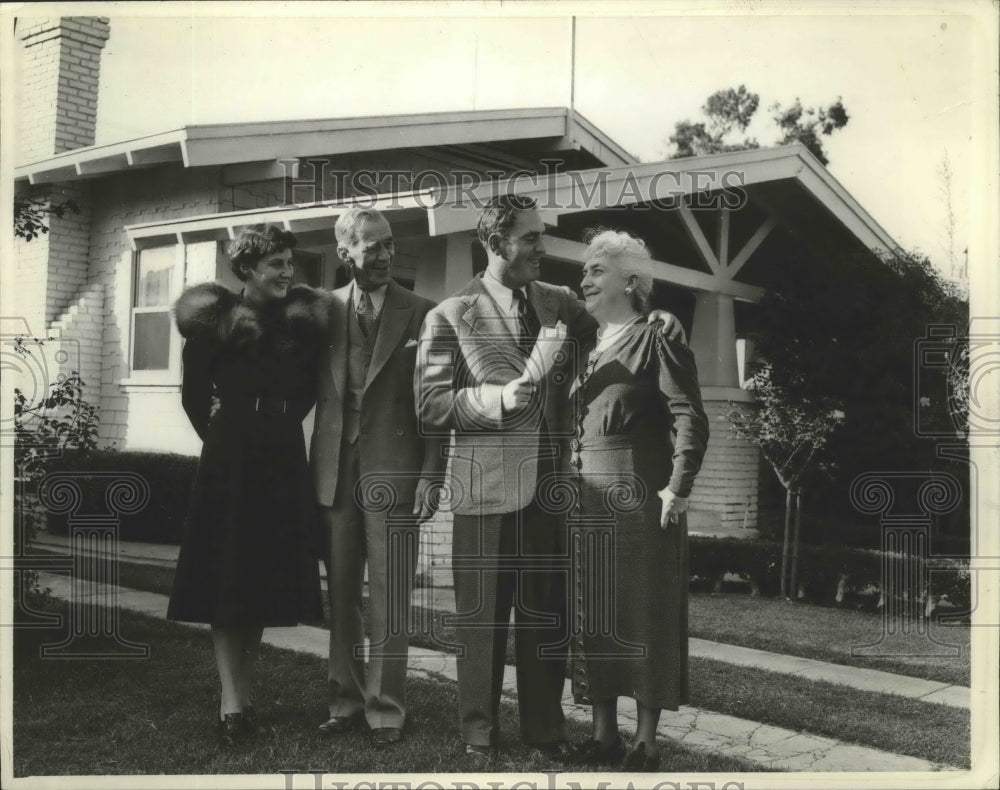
xmin=464 ymin=743 xmax=495 ymax=763
xmin=217 ymin=713 xmax=247 ymax=747
xmin=372 ymin=727 xmax=403 ymax=747
xmin=531 ymin=740 xmax=575 ymax=762
xmin=318 ymin=714 xmax=364 ymax=734
xmin=242 ymin=705 xmax=266 ymax=736
xmin=572 ymin=736 xmax=626 ymax=766
xmin=623 ymin=741 xmax=661 ymax=772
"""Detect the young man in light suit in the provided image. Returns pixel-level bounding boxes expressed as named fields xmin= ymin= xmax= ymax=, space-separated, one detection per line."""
xmin=415 ymin=195 xmax=682 ymax=762
xmin=311 ymin=207 xmax=445 ymax=748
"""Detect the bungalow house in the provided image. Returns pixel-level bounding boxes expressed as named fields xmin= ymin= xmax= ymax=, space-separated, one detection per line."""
xmin=12 ymin=17 xmax=899 ymax=544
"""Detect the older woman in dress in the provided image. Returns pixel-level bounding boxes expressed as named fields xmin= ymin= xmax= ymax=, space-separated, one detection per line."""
xmin=168 ymin=225 xmax=328 ymax=745
xmin=567 ymin=229 xmax=709 ymax=770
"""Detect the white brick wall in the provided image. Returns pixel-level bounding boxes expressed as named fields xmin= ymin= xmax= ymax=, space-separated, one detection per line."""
xmin=86 ymin=168 xmax=222 ymax=447
xmin=45 ymin=182 xmax=93 ymax=325
xmin=48 ymin=282 xmax=105 ymax=406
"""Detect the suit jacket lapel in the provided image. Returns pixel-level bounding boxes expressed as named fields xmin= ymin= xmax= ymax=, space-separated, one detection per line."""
xmin=460 ymin=277 xmax=524 ymax=378
xmin=328 ymin=283 xmax=350 ymax=401
xmin=528 ymin=282 xmax=560 ymax=328
xmin=365 ymin=280 xmax=413 ymax=391
xmin=460 ymin=275 xmax=521 ymax=356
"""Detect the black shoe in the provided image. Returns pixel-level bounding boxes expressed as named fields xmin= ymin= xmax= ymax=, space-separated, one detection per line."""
xmin=217 ymin=713 xmax=247 ymax=747
xmin=464 ymin=743 xmax=495 ymax=763
xmin=372 ymin=727 xmax=403 ymax=747
xmin=242 ymin=705 xmax=265 ymax=736
xmin=531 ymin=740 xmax=574 ymax=763
xmin=318 ymin=714 xmax=364 ymax=734
xmin=572 ymin=737 xmax=626 ymax=766
xmin=623 ymin=741 xmax=661 ymax=772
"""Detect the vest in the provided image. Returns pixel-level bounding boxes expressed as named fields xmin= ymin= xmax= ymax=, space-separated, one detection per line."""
xmin=343 ymin=299 xmax=382 ymax=444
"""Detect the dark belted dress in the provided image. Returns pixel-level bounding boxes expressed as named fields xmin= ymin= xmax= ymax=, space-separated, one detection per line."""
xmin=567 ymin=319 xmax=709 ymax=710
xmin=166 ymin=283 xmax=326 ymax=627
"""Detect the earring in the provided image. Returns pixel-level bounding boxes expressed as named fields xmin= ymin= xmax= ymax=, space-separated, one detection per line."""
xmin=625 ymin=288 xmax=633 ymax=294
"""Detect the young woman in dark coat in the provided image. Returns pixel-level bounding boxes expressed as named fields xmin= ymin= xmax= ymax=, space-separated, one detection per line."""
xmin=167 ymin=225 xmax=328 ymax=745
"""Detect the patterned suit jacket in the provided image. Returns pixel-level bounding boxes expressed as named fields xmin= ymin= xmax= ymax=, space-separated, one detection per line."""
xmin=415 ymin=274 xmax=594 ymax=516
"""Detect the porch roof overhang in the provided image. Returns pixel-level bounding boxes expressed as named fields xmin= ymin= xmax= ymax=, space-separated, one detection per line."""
xmin=425 ymin=143 xmax=900 ymax=255
xmin=14 ymin=107 xmax=636 ymax=186
xmin=124 ymin=190 xmax=440 ymax=250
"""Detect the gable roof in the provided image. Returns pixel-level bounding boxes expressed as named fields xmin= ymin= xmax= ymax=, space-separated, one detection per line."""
xmin=14 ymin=106 xmax=636 ymax=185
xmin=426 ymin=142 xmax=900 ymax=254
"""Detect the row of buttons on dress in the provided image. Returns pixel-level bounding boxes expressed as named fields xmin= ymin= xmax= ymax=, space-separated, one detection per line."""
xmin=570 ymin=357 xmax=599 ymax=704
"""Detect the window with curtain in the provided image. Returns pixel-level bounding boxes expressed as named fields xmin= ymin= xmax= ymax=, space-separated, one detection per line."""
xmin=131 ymin=246 xmax=178 ymax=372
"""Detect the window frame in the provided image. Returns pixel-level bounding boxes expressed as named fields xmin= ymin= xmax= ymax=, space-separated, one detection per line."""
xmin=127 ymin=244 xmax=184 ymax=385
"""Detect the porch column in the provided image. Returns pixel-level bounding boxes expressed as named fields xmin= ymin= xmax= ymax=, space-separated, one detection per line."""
xmin=687 ymin=291 xmax=758 ymax=536
xmin=412 ymin=232 xmax=476 ymax=303
xmin=444 ymin=232 xmax=476 ymax=297
xmin=690 ymin=291 xmax=739 ymax=388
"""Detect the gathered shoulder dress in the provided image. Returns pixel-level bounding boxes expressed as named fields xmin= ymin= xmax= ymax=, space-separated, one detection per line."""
xmin=166 ymin=282 xmax=330 ymax=627
xmin=568 ymin=318 xmax=709 ymax=710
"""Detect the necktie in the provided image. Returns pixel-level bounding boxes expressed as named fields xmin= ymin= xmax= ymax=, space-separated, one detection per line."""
xmin=512 ymin=288 xmax=541 ymax=355
xmin=357 ymin=289 xmax=375 ymax=337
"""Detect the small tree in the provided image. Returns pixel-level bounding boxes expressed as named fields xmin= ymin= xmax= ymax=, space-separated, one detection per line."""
xmin=726 ymin=364 xmax=845 ymax=598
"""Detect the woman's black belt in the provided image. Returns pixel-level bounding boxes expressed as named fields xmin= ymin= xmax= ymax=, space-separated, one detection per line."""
xmin=220 ymin=396 xmax=289 ymax=416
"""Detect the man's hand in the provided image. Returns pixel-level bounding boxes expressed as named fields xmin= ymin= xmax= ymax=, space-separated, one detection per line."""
xmin=647 ymin=310 xmax=687 ymax=345
xmin=658 ymin=488 xmax=689 ymax=528
xmin=501 ymin=375 xmax=535 ymax=412
xmin=412 ymin=478 xmax=440 ymax=524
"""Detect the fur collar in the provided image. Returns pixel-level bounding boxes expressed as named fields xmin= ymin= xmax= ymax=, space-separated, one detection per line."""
xmin=173 ymin=282 xmax=332 ymax=350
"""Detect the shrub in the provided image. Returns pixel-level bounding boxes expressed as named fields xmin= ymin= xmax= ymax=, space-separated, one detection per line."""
xmin=689 ymin=538 xmax=781 ymax=596
xmin=44 ymin=450 xmax=199 ymax=544
xmin=14 ymin=343 xmax=102 ymax=599
xmin=688 ymin=536 xmax=970 ymax=612
xmin=755 ymin=507 xmax=970 ymax=556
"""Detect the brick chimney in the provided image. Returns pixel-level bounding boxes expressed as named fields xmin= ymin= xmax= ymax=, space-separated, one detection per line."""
xmin=17 ymin=17 xmax=110 ymax=162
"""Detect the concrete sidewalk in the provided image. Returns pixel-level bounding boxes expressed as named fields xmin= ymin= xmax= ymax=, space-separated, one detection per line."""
xmin=33 ymin=531 xmax=970 ymax=710
xmin=36 ymin=571 xmax=956 ymax=773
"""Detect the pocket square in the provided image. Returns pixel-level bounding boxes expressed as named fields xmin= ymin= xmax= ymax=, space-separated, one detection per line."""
xmin=404 ymin=338 xmax=419 ymax=348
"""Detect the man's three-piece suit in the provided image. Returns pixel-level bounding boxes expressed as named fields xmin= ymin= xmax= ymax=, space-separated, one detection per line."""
xmin=311 ymin=278 xmax=445 ymax=729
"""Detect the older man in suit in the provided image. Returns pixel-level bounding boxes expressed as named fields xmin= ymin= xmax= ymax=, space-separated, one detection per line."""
xmin=311 ymin=207 xmax=444 ymax=748
xmin=415 ymin=194 xmax=681 ymax=762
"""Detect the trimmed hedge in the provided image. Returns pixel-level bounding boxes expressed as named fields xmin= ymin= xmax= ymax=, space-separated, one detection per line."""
xmin=755 ymin=507 xmax=970 ymax=555
xmin=43 ymin=450 xmax=198 ymax=544
xmin=689 ymin=536 xmax=970 ymax=611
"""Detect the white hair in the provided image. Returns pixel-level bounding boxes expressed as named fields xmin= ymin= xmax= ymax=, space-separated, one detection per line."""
xmin=335 ymin=206 xmax=386 ymax=246
xmin=584 ymin=229 xmax=654 ymax=314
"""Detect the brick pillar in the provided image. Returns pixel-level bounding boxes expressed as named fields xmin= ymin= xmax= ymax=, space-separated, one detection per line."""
xmin=17 ymin=16 xmax=110 ymax=162
xmin=688 ymin=398 xmax=760 ymax=532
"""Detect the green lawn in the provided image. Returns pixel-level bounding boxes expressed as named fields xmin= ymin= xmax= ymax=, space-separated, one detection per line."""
xmin=688 ymin=593 xmax=970 ymax=687
xmin=690 ymin=657 xmax=969 ymax=768
xmin=13 ymin=597 xmax=762 ymax=776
